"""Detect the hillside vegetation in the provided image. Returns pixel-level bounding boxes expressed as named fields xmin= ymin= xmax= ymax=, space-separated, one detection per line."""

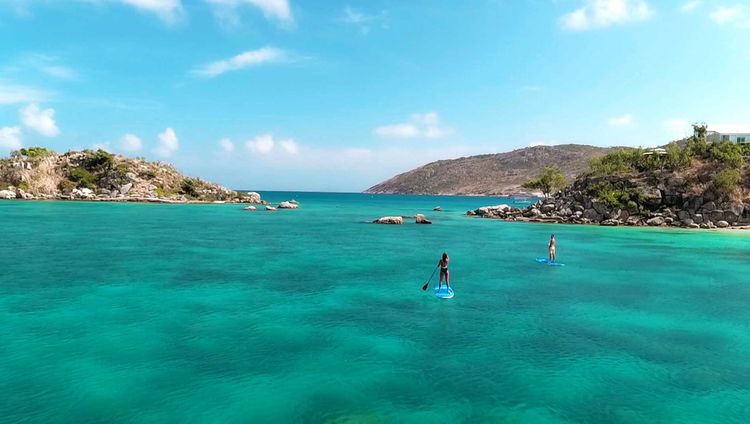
xmin=365 ymin=144 xmax=614 ymax=195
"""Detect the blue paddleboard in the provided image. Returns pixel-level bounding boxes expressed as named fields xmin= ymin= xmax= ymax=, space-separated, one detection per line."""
xmin=536 ymin=258 xmax=565 ymax=267
xmin=434 ymin=286 xmax=454 ymax=299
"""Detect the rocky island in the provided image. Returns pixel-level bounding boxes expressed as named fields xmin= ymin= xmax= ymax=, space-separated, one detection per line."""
xmin=470 ymin=127 xmax=750 ymax=230
xmin=0 ymin=147 xmax=261 ymax=204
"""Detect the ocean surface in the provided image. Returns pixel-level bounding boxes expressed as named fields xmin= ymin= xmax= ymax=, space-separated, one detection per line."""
xmin=2 ymin=192 xmax=750 ymax=423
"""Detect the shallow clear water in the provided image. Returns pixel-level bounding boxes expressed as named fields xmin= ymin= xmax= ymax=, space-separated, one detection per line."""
xmin=2 ymin=192 xmax=750 ymax=423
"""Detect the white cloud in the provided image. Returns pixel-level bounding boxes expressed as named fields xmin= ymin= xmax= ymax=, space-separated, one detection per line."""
xmin=375 ymin=112 xmax=455 ymax=140
xmin=18 ymin=54 xmax=78 ymax=80
xmin=204 ymin=0 xmax=293 ymax=27
xmin=340 ymin=6 xmax=385 ymax=34
xmin=0 ymin=82 xmax=49 ymax=105
xmin=154 ymin=127 xmax=179 ymax=157
xmin=560 ymin=0 xmax=653 ymax=31
xmin=219 ymin=138 xmax=235 ymax=152
xmin=710 ymin=5 xmax=750 ymax=27
xmin=663 ymin=119 xmax=691 ymax=137
xmin=608 ymin=113 xmax=633 ymax=126
xmin=679 ymin=0 xmax=701 ymax=13
xmin=0 ymin=127 xmax=22 ymax=151
xmin=118 ymin=0 xmax=184 ymax=24
xmin=20 ymin=103 xmax=60 ymax=137
xmin=191 ymin=47 xmax=286 ymax=78
xmin=246 ymin=133 xmax=275 ymax=154
xmin=120 ymin=133 xmax=143 ymax=151
xmin=280 ymin=138 xmax=298 ymax=154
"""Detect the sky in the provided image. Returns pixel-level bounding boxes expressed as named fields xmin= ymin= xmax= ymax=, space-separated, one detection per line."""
xmin=2 ymin=0 xmax=750 ymax=191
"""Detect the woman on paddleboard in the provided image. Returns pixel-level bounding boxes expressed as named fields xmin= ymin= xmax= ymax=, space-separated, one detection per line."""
xmin=438 ymin=252 xmax=450 ymax=290
xmin=548 ymin=234 xmax=556 ymax=263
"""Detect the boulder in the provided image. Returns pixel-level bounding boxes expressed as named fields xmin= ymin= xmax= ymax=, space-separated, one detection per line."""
xmin=601 ymin=219 xmax=619 ymax=226
xmin=693 ymin=213 xmax=704 ymax=224
xmin=126 ymin=172 xmax=137 ymax=181
xmin=710 ymin=210 xmax=725 ymax=222
xmin=415 ymin=214 xmax=432 ymax=224
xmin=0 ymin=189 xmax=15 ymax=199
xmin=120 ymin=183 xmax=133 ymax=195
xmin=646 ymin=216 xmax=665 ymax=226
xmin=681 ymin=218 xmax=694 ymax=226
xmin=702 ymin=201 xmax=716 ymax=212
xmin=688 ymin=223 xmax=700 ymax=229
xmin=434 ymin=206 xmax=442 ymax=211
xmin=373 ymin=216 xmax=403 ymax=224
xmin=641 ymin=187 xmax=663 ymax=208
xmin=572 ymin=204 xmax=585 ymax=213
xmin=278 ymin=201 xmax=299 ymax=209
xmin=665 ymin=217 xmax=674 ymax=225
xmin=716 ymin=220 xmax=730 ymax=228
xmin=723 ymin=211 xmax=739 ymax=223
xmin=592 ymin=201 xmax=609 ymax=215
xmin=245 ymin=192 xmax=262 ymax=203
xmin=541 ymin=204 xmax=556 ymax=214
xmin=243 ymin=206 xmax=257 ymax=211
xmin=265 ymin=206 xmax=277 ymax=211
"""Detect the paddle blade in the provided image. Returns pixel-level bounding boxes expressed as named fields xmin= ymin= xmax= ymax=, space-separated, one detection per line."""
xmin=422 ymin=282 xmax=429 ymax=291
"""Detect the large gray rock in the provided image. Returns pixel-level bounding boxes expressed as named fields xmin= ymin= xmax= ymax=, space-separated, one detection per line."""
xmin=710 ymin=210 xmax=725 ymax=222
xmin=373 ymin=216 xmax=403 ymax=224
xmin=245 ymin=192 xmax=262 ymax=203
xmin=120 ymin=183 xmax=133 ymax=195
xmin=724 ymin=211 xmax=739 ymax=223
xmin=716 ymin=220 xmax=730 ymax=228
xmin=702 ymin=201 xmax=716 ymax=212
xmin=278 ymin=201 xmax=299 ymax=209
xmin=641 ymin=187 xmax=662 ymax=207
xmin=693 ymin=213 xmax=704 ymax=224
xmin=541 ymin=204 xmax=556 ymax=214
xmin=646 ymin=216 xmax=665 ymax=226
xmin=601 ymin=219 xmax=619 ymax=226
xmin=0 ymin=189 xmax=15 ymax=199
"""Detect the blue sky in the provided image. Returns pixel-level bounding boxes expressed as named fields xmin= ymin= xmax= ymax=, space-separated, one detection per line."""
xmin=2 ymin=0 xmax=750 ymax=191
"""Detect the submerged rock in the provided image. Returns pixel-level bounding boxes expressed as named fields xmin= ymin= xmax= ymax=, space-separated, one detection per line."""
xmin=265 ymin=206 xmax=277 ymax=211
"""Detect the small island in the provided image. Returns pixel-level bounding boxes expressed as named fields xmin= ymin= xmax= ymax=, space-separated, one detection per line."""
xmin=0 ymin=147 xmax=262 ymax=204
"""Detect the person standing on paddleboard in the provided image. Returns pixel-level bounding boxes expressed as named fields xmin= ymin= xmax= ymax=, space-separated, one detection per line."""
xmin=548 ymin=234 xmax=556 ymax=263
xmin=438 ymin=252 xmax=450 ymax=290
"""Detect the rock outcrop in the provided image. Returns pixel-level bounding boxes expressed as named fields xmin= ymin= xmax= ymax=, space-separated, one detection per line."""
xmin=373 ymin=216 xmax=404 ymax=224
xmin=468 ymin=175 xmax=750 ymax=230
xmin=0 ymin=147 xmax=262 ymax=204
xmin=278 ymin=201 xmax=299 ymax=209
xmin=415 ymin=214 xmax=432 ymax=224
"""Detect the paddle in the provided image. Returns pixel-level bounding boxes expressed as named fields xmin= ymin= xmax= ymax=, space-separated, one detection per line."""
xmin=421 ymin=265 xmax=439 ymax=291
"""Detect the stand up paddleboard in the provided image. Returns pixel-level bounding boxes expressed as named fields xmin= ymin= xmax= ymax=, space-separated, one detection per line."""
xmin=536 ymin=258 xmax=565 ymax=267
xmin=434 ymin=286 xmax=454 ymax=299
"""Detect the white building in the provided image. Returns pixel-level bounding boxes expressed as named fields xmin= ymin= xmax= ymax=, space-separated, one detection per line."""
xmin=705 ymin=124 xmax=750 ymax=143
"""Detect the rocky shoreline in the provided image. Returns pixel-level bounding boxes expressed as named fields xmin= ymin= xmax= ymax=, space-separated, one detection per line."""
xmin=0 ymin=186 xmax=264 ymax=204
xmin=468 ymin=176 xmax=750 ymax=230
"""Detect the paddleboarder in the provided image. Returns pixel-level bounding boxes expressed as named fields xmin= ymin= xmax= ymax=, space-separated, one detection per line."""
xmin=548 ymin=234 xmax=556 ymax=263
xmin=438 ymin=252 xmax=450 ymax=290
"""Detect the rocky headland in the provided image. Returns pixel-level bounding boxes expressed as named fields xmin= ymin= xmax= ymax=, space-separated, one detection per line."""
xmin=0 ymin=147 xmax=262 ymax=204
xmin=468 ymin=130 xmax=750 ymax=230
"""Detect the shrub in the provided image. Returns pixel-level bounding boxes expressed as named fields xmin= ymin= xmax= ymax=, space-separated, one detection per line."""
xmin=81 ymin=149 xmax=116 ymax=172
xmin=69 ymin=167 xmax=96 ymax=189
xmin=180 ymin=178 xmax=202 ymax=197
xmin=523 ymin=167 xmax=566 ymax=198
xmin=664 ymin=142 xmax=693 ymax=171
xmin=18 ymin=181 xmax=29 ymax=191
xmin=58 ymin=179 xmax=76 ymax=193
xmin=15 ymin=147 xmax=55 ymax=158
xmin=739 ymin=142 xmax=750 ymax=157
xmin=586 ymin=181 xmax=642 ymax=209
xmin=712 ymin=169 xmax=740 ymax=197
xmin=708 ymin=141 xmax=744 ymax=169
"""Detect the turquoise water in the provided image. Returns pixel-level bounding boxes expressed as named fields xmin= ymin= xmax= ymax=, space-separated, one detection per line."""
xmin=2 ymin=192 xmax=750 ymax=423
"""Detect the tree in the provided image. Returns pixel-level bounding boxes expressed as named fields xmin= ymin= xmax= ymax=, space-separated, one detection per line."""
xmin=523 ymin=167 xmax=566 ymax=198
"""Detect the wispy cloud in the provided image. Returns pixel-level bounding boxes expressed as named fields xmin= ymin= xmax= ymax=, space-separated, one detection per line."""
xmin=20 ymin=103 xmax=60 ymax=137
xmin=219 ymin=138 xmax=235 ymax=153
xmin=375 ymin=112 xmax=455 ymax=140
xmin=608 ymin=113 xmax=633 ymax=126
xmin=710 ymin=5 xmax=750 ymax=27
xmin=679 ymin=0 xmax=701 ymax=13
xmin=340 ymin=6 xmax=386 ymax=34
xmin=118 ymin=0 xmax=184 ymax=24
xmin=154 ymin=127 xmax=179 ymax=157
xmin=120 ymin=133 xmax=143 ymax=152
xmin=0 ymin=82 xmax=50 ymax=105
xmin=191 ymin=47 xmax=287 ymax=78
xmin=663 ymin=119 xmax=690 ymax=137
xmin=0 ymin=127 xmax=22 ymax=152
xmin=560 ymin=0 xmax=653 ymax=31
xmin=245 ymin=133 xmax=297 ymax=155
xmin=205 ymin=0 xmax=293 ymax=28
